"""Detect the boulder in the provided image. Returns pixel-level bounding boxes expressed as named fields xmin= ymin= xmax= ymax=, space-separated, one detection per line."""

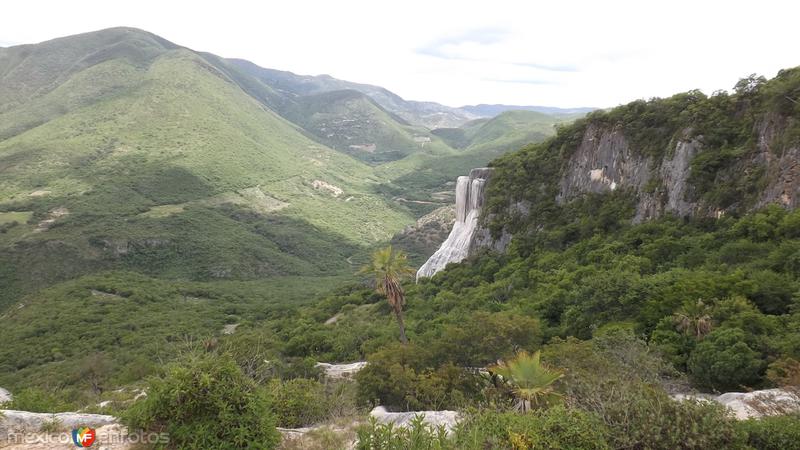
xmin=369 ymin=406 xmax=460 ymax=434
xmin=715 ymin=388 xmax=800 ymax=420
xmin=673 ymin=388 xmax=800 ymax=420
xmin=316 ymin=362 xmax=367 ymax=379
xmin=0 ymin=388 xmax=11 ymax=403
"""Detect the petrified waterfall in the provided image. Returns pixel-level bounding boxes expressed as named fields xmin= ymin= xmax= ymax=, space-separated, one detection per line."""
xmin=417 ymin=168 xmax=492 ymax=279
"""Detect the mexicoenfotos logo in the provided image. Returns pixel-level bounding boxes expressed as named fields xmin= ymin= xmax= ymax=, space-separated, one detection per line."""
xmin=71 ymin=427 xmax=97 ymax=447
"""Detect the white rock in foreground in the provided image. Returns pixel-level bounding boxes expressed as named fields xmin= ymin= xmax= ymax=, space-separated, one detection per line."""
xmin=0 ymin=410 xmax=117 ymax=432
xmin=316 ymin=362 xmax=367 ymax=379
xmin=0 ymin=424 xmax=131 ymax=450
xmin=674 ymin=388 xmax=800 ymax=420
xmin=0 ymin=388 xmax=11 ymax=403
xmin=370 ymin=406 xmax=460 ymax=434
xmin=715 ymin=388 xmax=800 ymax=420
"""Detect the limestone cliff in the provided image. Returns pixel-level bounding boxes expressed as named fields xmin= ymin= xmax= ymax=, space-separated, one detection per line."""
xmin=554 ymin=115 xmax=799 ymax=222
xmin=423 ymin=70 xmax=800 ymax=265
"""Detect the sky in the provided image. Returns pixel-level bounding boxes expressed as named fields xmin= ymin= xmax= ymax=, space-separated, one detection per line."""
xmin=1 ymin=0 xmax=797 ymax=108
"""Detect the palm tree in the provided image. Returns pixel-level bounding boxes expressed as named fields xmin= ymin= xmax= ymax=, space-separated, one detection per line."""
xmin=489 ymin=350 xmax=563 ymax=412
xmin=359 ymin=245 xmax=415 ymax=344
xmin=673 ymin=299 xmax=713 ymax=339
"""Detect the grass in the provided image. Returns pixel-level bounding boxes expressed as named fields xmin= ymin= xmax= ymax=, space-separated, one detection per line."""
xmin=0 ymin=211 xmax=32 ymax=224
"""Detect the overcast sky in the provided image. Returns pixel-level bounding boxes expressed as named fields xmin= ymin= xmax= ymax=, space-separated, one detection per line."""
xmin=1 ymin=0 xmax=797 ymax=108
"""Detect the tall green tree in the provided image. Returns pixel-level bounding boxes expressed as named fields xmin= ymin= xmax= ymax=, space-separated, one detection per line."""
xmin=359 ymin=245 xmax=415 ymax=344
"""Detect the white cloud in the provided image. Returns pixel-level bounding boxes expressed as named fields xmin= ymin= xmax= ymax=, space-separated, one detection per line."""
xmin=0 ymin=0 xmax=797 ymax=108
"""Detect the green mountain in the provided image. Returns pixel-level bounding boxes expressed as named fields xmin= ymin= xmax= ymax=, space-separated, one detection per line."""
xmin=0 ymin=27 xmax=582 ymax=399
xmin=222 ymin=59 xmax=479 ymax=129
xmin=376 ymin=110 xmax=573 ymax=217
xmin=278 ymin=89 xmax=453 ymax=165
xmin=459 ymin=103 xmax=595 ymax=117
xmin=0 ymin=27 xmax=414 ymax=309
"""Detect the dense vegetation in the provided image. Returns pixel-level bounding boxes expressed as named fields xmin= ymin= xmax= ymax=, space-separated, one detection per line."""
xmin=299 ymin=205 xmax=800 ymax=393
xmin=3 ymin=27 xmax=800 ymax=449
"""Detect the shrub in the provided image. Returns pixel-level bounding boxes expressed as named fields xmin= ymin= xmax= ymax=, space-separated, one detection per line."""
xmin=454 ymin=405 xmax=610 ymax=450
xmin=121 ymin=354 xmax=280 ymax=449
xmin=737 ymin=414 xmax=800 ymax=450
xmin=543 ymin=334 xmax=745 ymax=449
xmin=3 ymin=387 xmax=74 ymax=413
xmin=356 ymin=344 xmax=482 ymax=411
xmin=435 ymin=311 xmax=542 ymax=367
xmin=356 ymin=416 xmax=451 ymax=450
xmin=688 ymin=328 xmax=764 ymax=390
xmin=39 ymin=416 xmax=64 ymax=433
xmin=267 ymin=378 xmax=329 ymax=428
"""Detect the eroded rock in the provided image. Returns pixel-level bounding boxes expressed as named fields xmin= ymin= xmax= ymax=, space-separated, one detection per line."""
xmin=369 ymin=406 xmax=460 ymax=434
xmin=315 ymin=362 xmax=367 ymax=379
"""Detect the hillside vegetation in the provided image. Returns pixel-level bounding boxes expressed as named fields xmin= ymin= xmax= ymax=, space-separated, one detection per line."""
xmin=0 ymin=28 xmax=574 ymax=409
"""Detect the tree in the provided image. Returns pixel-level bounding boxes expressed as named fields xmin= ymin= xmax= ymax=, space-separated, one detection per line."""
xmin=673 ymin=299 xmax=713 ymax=339
xmin=688 ymin=328 xmax=764 ymax=391
xmin=489 ymin=350 xmax=563 ymax=412
xmin=359 ymin=245 xmax=415 ymax=344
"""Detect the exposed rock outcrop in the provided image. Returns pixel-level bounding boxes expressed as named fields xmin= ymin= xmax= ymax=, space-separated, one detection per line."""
xmin=0 ymin=410 xmax=116 ymax=433
xmin=554 ymin=118 xmax=800 ymax=222
xmin=0 ymin=388 xmax=11 ymax=404
xmin=316 ymin=362 xmax=367 ymax=379
xmin=416 ymin=168 xmax=492 ymax=279
xmin=369 ymin=406 xmax=460 ymax=434
xmin=673 ymin=388 xmax=800 ymax=420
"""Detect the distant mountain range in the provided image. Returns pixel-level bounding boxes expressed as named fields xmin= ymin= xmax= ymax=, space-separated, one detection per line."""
xmin=459 ymin=104 xmax=596 ymax=118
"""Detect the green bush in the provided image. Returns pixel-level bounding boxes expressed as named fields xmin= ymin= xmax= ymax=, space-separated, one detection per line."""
xmin=454 ymin=405 xmax=610 ymax=450
xmin=356 ymin=407 xmax=610 ymax=450
xmin=121 ymin=354 xmax=280 ymax=449
xmin=688 ymin=328 xmax=764 ymax=390
xmin=267 ymin=378 xmax=329 ymax=428
xmin=2 ymin=387 xmax=74 ymax=413
xmin=737 ymin=414 xmax=800 ymax=450
xmin=356 ymin=416 xmax=451 ymax=450
xmin=356 ymin=344 xmax=482 ymax=411
xmin=543 ymin=335 xmax=745 ymax=449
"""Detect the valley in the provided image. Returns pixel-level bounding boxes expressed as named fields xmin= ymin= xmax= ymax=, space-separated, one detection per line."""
xmin=1 ymin=24 xmax=799 ymax=450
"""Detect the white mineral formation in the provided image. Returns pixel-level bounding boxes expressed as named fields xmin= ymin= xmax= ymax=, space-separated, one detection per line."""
xmin=369 ymin=406 xmax=460 ymax=434
xmin=673 ymin=388 xmax=800 ymax=420
xmin=417 ymin=168 xmax=492 ymax=279
xmin=315 ymin=362 xmax=367 ymax=379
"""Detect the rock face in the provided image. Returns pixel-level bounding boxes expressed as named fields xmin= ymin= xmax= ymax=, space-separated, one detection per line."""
xmin=554 ymin=118 xmax=800 ymax=222
xmin=417 ymin=168 xmax=492 ymax=279
xmin=555 ymin=124 xmax=704 ymax=222
xmin=369 ymin=406 xmax=460 ymax=434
